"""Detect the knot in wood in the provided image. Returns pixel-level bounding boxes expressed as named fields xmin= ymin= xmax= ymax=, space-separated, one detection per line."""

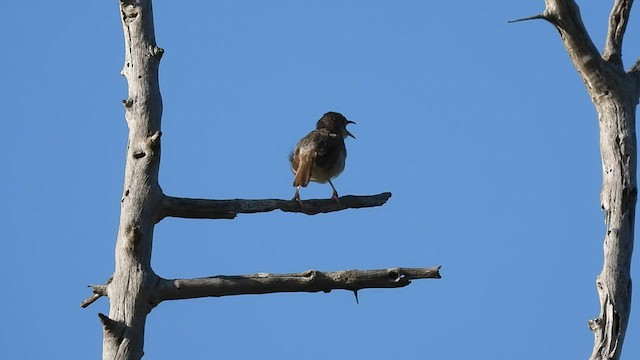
xmin=387 ymin=268 xmax=404 ymax=282
xmin=151 ymin=46 xmax=164 ymax=58
xmin=303 ymin=270 xmax=318 ymax=281
xmin=133 ymin=150 xmax=146 ymax=159
xmin=125 ymin=224 xmax=142 ymax=246
xmin=122 ymin=5 xmax=139 ymax=20
xmin=147 ymin=131 xmax=162 ymax=151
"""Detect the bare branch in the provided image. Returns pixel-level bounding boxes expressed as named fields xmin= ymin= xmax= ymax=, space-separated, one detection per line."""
xmin=603 ymin=0 xmax=634 ymax=65
xmin=160 ymin=192 xmax=392 ymax=219
xmin=631 ymin=60 xmax=640 ymax=101
xmin=153 ymin=266 xmax=441 ymax=303
xmin=82 ymin=276 xmax=112 ymax=308
xmin=98 ymin=313 xmax=124 ymax=335
xmin=81 ymin=284 xmax=108 ymax=308
xmin=631 ymin=58 xmax=640 ymax=73
xmin=81 ymin=293 xmax=102 ymax=308
xmin=508 ymin=13 xmax=548 ymax=24
xmin=543 ymin=0 xmax=611 ymax=93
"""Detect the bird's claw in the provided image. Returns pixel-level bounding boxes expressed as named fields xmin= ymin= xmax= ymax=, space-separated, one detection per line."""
xmin=331 ymin=191 xmax=341 ymax=206
xmin=293 ymin=189 xmax=304 ymax=207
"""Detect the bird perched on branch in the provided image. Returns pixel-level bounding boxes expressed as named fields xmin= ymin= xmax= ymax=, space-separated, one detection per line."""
xmin=290 ymin=111 xmax=356 ymax=203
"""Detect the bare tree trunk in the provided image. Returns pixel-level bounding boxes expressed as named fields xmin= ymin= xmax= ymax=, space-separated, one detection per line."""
xmin=101 ymin=1 xmax=163 ymax=359
xmin=512 ymin=1 xmax=639 ymax=359
xmin=86 ymin=2 xmax=440 ymax=359
xmin=590 ymin=93 xmax=636 ymax=360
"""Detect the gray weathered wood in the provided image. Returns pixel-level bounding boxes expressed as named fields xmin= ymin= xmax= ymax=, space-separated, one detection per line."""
xmin=153 ymin=267 xmax=442 ymax=304
xmin=101 ymin=1 xmax=164 ymax=359
xmin=512 ymin=1 xmax=639 ymax=359
xmin=91 ymin=2 xmax=439 ymax=359
xmin=160 ymin=192 xmax=392 ymax=219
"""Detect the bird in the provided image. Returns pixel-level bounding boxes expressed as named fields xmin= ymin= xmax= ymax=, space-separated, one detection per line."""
xmin=290 ymin=111 xmax=356 ymax=203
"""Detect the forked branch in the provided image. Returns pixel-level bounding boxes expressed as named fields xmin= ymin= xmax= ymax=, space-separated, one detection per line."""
xmin=159 ymin=192 xmax=392 ymax=219
xmin=511 ymin=1 xmax=639 ymax=360
xmin=81 ymin=277 xmax=112 ymax=308
xmin=153 ymin=266 xmax=441 ymax=304
xmin=511 ymin=1 xmax=607 ymax=91
xmin=604 ymin=0 xmax=634 ymax=65
xmin=81 ymin=285 xmax=108 ymax=308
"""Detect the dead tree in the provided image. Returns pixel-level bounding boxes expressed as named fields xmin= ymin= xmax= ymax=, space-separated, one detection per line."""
xmin=511 ymin=1 xmax=639 ymax=359
xmin=81 ymin=2 xmax=441 ymax=359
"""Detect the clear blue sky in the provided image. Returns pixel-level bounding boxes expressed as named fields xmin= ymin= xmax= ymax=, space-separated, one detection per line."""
xmin=2 ymin=2 xmax=639 ymax=359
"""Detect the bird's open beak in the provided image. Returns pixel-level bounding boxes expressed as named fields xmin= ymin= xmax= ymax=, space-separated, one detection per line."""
xmin=346 ymin=120 xmax=356 ymax=139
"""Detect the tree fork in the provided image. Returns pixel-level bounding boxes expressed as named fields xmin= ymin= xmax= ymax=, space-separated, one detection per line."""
xmin=512 ymin=1 xmax=639 ymax=358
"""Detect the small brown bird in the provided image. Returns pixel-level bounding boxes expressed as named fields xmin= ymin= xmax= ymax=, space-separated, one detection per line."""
xmin=290 ymin=111 xmax=356 ymax=203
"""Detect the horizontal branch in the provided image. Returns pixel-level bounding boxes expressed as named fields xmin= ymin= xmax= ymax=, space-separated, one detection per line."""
xmin=153 ymin=266 xmax=441 ymax=303
xmin=159 ymin=192 xmax=392 ymax=219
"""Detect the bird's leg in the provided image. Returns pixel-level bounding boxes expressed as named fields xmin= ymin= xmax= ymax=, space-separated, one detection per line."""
xmin=328 ymin=179 xmax=341 ymax=205
xmin=292 ymin=186 xmax=303 ymax=206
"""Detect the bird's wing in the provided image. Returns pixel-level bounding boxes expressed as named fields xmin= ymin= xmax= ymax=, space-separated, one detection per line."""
xmin=292 ymin=136 xmax=318 ymax=188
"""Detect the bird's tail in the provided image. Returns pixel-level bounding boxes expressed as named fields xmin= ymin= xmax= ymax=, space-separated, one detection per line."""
xmin=293 ymin=151 xmax=315 ymax=188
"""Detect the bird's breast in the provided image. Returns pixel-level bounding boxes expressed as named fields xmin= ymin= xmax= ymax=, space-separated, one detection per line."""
xmin=310 ymin=148 xmax=346 ymax=183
